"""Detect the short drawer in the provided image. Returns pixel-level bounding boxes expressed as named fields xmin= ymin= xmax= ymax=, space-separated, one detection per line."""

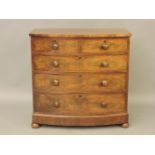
xmin=34 ymin=73 xmax=126 ymax=93
xmin=33 ymin=55 xmax=128 ymax=73
xmin=31 ymin=37 xmax=80 ymax=54
xmin=34 ymin=93 xmax=126 ymax=115
xmin=82 ymin=38 xmax=128 ymax=54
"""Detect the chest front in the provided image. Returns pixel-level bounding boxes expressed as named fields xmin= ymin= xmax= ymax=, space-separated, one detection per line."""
xmin=30 ymin=29 xmax=131 ymax=128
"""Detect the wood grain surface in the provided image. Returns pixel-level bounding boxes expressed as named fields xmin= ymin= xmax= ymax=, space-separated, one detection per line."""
xmin=32 ymin=37 xmax=80 ymax=53
xmin=32 ymin=113 xmax=128 ymax=126
xmin=34 ymin=93 xmax=126 ymax=115
xmin=33 ymin=55 xmax=128 ymax=73
xmin=33 ymin=73 xmax=126 ymax=93
xmin=30 ymin=28 xmax=131 ymax=38
xmin=30 ymin=29 xmax=131 ymax=127
xmin=82 ymin=38 xmax=128 ymax=54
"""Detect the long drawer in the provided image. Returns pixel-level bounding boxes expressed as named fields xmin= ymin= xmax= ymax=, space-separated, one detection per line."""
xmin=34 ymin=93 xmax=126 ymax=115
xmin=33 ymin=73 xmax=126 ymax=93
xmin=33 ymin=55 xmax=128 ymax=73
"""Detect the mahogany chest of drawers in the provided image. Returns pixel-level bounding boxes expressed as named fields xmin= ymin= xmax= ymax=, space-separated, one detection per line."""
xmin=30 ymin=29 xmax=131 ymax=128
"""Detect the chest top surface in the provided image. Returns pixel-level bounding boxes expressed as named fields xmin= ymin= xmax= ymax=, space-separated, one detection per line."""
xmin=29 ymin=28 xmax=131 ymax=38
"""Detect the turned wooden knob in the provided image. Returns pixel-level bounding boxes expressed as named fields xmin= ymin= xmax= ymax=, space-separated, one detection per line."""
xmin=121 ymin=123 xmax=129 ymax=128
xmin=100 ymin=61 xmax=109 ymax=67
xmin=52 ymin=60 xmax=59 ymax=67
xmin=101 ymin=43 xmax=109 ymax=50
xmin=100 ymin=80 xmax=108 ymax=87
xmin=52 ymin=79 xmax=59 ymax=86
xmin=101 ymin=102 xmax=108 ymax=108
xmin=52 ymin=41 xmax=59 ymax=50
xmin=32 ymin=123 xmax=40 ymax=128
xmin=53 ymin=101 xmax=60 ymax=108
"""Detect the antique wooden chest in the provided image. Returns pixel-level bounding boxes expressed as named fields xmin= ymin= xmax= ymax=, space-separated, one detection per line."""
xmin=30 ymin=29 xmax=131 ymax=128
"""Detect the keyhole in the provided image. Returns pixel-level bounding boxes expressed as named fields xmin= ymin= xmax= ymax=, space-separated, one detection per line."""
xmin=78 ymin=94 xmax=83 ymax=98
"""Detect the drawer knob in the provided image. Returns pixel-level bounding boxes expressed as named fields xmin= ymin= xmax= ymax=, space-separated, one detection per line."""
xmin=101 ymin=80 xmax=108 ymax=86
xmin=52 ymin=41 xmax=59 ymax=50
xmin=52 ymin=60 xmax=59 ymax=67
xmin=101 ymin=102 xmax=108 ymax=108
xmin=53 ymin=101 xmax=60 ymax=108
xmin=100 ymin=61 xmax=109 ymax=67
xmin=52 ymin=79 xmax=59 ymax=86
xmin=101 ymin=43 xmax=109 ymax=50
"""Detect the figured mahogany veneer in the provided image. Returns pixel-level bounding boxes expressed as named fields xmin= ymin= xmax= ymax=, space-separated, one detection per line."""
xmin=30 ymin=29 xmax=131 ymax=128
xmin=33 ymin=55 xmax=128 ymax=73
xmin=34 ymin=93 xmax=126 ymax=115
xmin=82 ymin=38 xmax=128 ymax=54
xmin=34 ymin=73 xmax=126 ymax=93
xmin=32 ymin=37 xmax=80 ymax=53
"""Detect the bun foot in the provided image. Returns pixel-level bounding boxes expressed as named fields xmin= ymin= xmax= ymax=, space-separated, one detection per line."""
xmin=121 ymin=123 xmax=129 ymax=128
xmin=32 ymin=123 xmax=40 ymax=128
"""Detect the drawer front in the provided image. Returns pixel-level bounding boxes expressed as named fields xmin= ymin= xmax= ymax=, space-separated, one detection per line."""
xmin=34 ymin=73 xmax=126 ymax=93
xmin=33 ymin=55 xmax=128 ymax=73
xmin=82 ymin=38 xmax=128 ymax=54
xmin=34 ymin=93 xmax=126 ymax=115
xmin=32 ymin=37 xmax=80 ymax=53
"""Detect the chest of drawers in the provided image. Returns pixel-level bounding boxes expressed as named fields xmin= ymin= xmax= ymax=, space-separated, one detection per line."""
xmin=30 ymin=29 xmax=131 ymax=128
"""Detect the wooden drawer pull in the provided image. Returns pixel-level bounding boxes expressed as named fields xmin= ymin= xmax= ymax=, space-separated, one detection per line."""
xmin=101 ymin=43 xmax=109 ymax=50
xmin=53 ymin=101 xmax=60 ymax=108
xmin=100 ymin=80 xmax=108 ymax=87
xmin=51 ymin=41 xmax=59 ymax=50
xmin=52 ymin=79 xmax=59 ymax=86
xmin=52 ymin=60 xmax=59 ymax=67
xmin=101 ymin=102 xmax=108 ymax=108
xmin=100 ymin=61 xmax=109 ymax=67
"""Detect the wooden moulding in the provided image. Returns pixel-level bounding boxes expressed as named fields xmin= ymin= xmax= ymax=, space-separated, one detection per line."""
xmin=32 ymin=112 xmax=128 ymax=127
xmin=29 ymin=29 xmax=131 ymax=38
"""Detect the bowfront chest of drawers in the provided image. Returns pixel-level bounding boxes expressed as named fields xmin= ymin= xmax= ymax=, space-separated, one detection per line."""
xmin=30 ymin=29 xmax=131 ymax=128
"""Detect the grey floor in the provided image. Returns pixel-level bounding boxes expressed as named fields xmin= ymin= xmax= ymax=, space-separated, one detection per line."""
xmin=0 ymin=94 xmax=155 ymax=135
